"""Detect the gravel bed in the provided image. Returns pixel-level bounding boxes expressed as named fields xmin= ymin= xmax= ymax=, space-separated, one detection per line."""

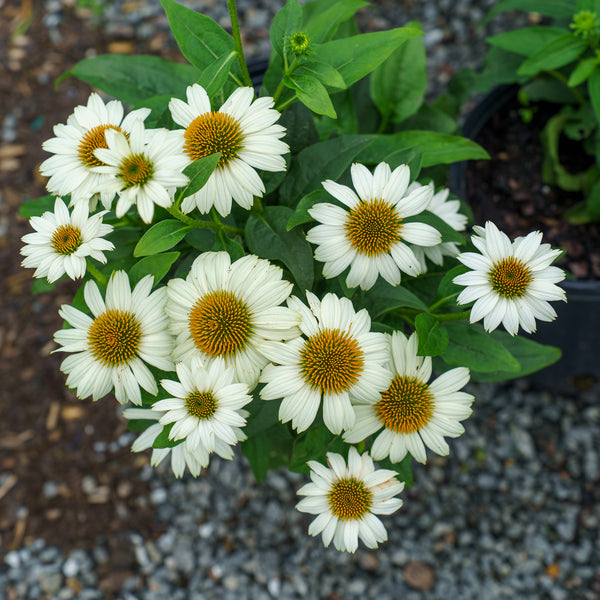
xmin=3 ymin=1 xmax=599 ymax=599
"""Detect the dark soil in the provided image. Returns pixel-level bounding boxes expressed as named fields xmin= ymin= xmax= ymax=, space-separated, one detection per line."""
xmin=0 ymin=1 xmax=182 ymax=583
xmin=462 ymin=92 xmax=600 ymax=280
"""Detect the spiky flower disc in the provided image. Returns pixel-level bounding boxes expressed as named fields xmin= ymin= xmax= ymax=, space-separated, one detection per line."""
xmin=259 ymin=291 xmax=392 ymax=434
xmin=344 ymin=331 xmax=474 ymax=464
xmin=53 ymin=271 xmax=174 ymax=404
xmin=165 ymin=252 xmax=300 ymax=389
xmin=296 ymin=447 xmax=404 ymax=553
xmin=306 ymin=162 xmax=441 ymax=290
xmin=40 ymin=93 xmax=151 ymax=208
xmin=21 ymin=197 xmax=114 ymax=283
xmin=453 ymin=221 xmax=566 ymax=335
xmin=169 ymin=84 xmax=289 ymax=217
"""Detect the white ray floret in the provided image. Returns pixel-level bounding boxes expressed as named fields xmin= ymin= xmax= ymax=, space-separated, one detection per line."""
xmin=296 ymin=447 xmax=404 ymax=553
xmin=453 ymin=221 xmax=567 ymax=335
xmin=306 ymin=162 xmax=441 ymax=290
xmin=151 ymin=357 xmax=251 ymax=464
xmin=169 ymin=84 xmax=289 ymax=217
xmin=344 ymin=331 xmax=474 ymax=464
xmin=40 ymin=92 xmax=151 ymax=208
xmin=21 ymin=197 xmax=114 ymax=283
xmin=165 ymin=251 xmax=300 ymax=389
xmin=92 ymin=119 xmax=189 ymax=224
xmin=259 ymin=291 xmax=392 ymax=435
xmin=53 ymin=271 xmax=174 ymax=405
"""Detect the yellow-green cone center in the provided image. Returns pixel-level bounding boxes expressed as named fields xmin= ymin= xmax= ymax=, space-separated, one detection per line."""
xmin=375 ymin=375 xmax=434 ymax=434
xmin=51 ymin=224 xmax=82 ymax=255
xmin=188 ymin=290 xmax=252 ymax=358
xmin=78 ymin=124 xmax=124 ymax=168
xmin=489 ymin=256 xmax=533 ymax=298
xmin=118 ymin=154 xmax=154 ymax=188
xmin=328 ymin=477 xmax=373 ymax=521
xmin=88 ymin=309 xmax=142 ymax=367
xmin=185 ymin=390 xmax=217 ymax=420
xmin=299 ymin=328 xmax=364 ymax=394
xmin=345 ymin=198 xmax=403 ymax=256
xmin=184 ymin=111 xmax=244 ymax=168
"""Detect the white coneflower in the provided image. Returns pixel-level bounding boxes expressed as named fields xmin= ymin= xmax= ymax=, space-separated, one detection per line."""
xmin=152 ymin=357 xmax=251 ymax=462
xmin=40 ymin=93 xmax=150 ymax=208
xmin=169 ymin=84 xmax=288 ymax=216
xmin=20 ymin=197 xmax=114 ymax=283
xmin=259 ymin=292 xmax=392 ymax=435
xmin=453 ymin=221 xmax=567 ymax=335
xmin=53 ymin=271 xmax=174 ymax=405
xmin=165 ymin=252 xmax=300 ymax=389
xmin=407 ymin=182 xmax=467 ymax=271
xmin=92 ymin=120 xmax=189 ymax=223
xmin=296 ymin=447 xmax=404 ymax=553
xmin=306 ymin=162 xmax=441 ymax=290
xmin=123 ymin=407 xmax=236 ymax=477
xmin=344 ymin=331 xmax=474 ymax=464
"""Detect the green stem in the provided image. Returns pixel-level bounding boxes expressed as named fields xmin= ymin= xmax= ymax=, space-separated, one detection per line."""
xmin=548 ymin=69 xmax=586 ymax=104
xmin=273 ymin=57 xmax=300 ymax=104
xmin=166 ymin=205 xmax=244 ymax=236
xmin=86 ymin=260 xmax=108 ymax=286
xmin=227 ymin=0 xmax=253 ymax=88
xmin=434 ymin=310 xmax=471 ymax=322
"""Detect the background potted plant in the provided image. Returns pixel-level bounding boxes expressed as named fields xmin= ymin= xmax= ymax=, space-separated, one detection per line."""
xmin=451 ymin=0 xmax=600 ymax=391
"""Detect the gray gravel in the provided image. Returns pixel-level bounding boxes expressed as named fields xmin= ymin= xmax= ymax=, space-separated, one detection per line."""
xmin=3 ymin=1 xmax=599 ymax=599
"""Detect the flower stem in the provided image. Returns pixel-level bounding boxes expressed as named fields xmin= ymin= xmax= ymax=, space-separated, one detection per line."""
xmin=166 ymin=205 xmax=244 ymax=237
xmin=86 ymin=260 xmax=108 ymax=286
xmin=227 ymin=0 xmax=253 ymax=88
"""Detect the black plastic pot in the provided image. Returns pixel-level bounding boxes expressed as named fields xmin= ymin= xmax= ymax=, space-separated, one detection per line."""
xmin=450 ymin=85 xmax=600 ymax=393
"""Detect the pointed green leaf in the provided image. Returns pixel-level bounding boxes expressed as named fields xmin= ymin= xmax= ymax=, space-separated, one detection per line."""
xmin=568 ymin=56 xmax=599 ymax=87
xmin=303 ymin=0 xmax=369 ymax=43
xmin=177 ymin=153 xmax=221 ymax=201
xmin=245 ymin=206 xmax=314 ymax=290
xmin=129 ymin=252 xmax=180 ymax=287
xmin=160 ymin=0 xmax=235 ymax=70
xmin=134 ymin=220 xmax=191 ymax=257
xmin=284 ymin=72 xmax=337 ymax=118
xmin=60 ymin=54 xmax=201 ymax=105
xmin=517 ymin=34 xmax=588 ymax=77
xmin=370 ymin=23 xmax=426 ymax=123
xmin=286 ymin=189 xmax=331 ymax=230
xmin=588 ymin=68 xmax=600 ymax=124
xmin=197 ymin=51 xmax=238 ymax=97
xmin=359 ymin=279 xmax=428 ymax=316
xmin=486 ymin=27 xmax=565 ymax=57
xmin=312 ymin=27 xmax=423 ymax=88
xmin=415 ymin=313 xmax=449 ymax=357
xmin=19 ymin=194 xmax=55 ymax=219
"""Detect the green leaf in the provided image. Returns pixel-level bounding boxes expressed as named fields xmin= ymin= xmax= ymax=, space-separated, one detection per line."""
xmin=396 ymin=102 xmax=459 ymax=136
xmin=245 ymin=206 xmax=314 ymax=290
xmin=19 ymin=194 xmax=55 ymax=219
xmin=442 ymin=323 xmax=521 ymax=373
xmin=289 ymin=425 xmax=347 ymax=474
xmin=359 ymin=279 xmax=428 ymax=316
xmin=303 ymin=0 xmax=369 ymax=43
xmin=31 ymin=278 xmax=58 ymax=295
xmin=568 ymin=56 xmax=600 ymax=87
xmin=177 ymin=153 xmax=221 ymax=200
xmin=356 ymin=131 xmax=489 ymax=167
xmin=185 ymin=228 xmax=216 ymax=251
xmin=128 ymin=252 xmax=180 ymax=287
xmin=284 ymin=72 xmax=337 ymax=118
xmin=433 ymin=264 xmax=469 ymax=309
xmin=486 ymin=27 xmax=566 ymax=57
xmin=60 ymin=54 xmax=201 ymax=105
xmin=588 ymin=68 xmax=600 ymax=124
xmin=271 ymin=0 xmax=303 ymax=57
xmin=370 ymin=22 xmax=426 ymax=123
xmin=133 ymin=220 xmax=191 ymax=257
xmin=160 ymin=0 xmax=235 ymax=71
xmin=312 ymin=27 xmax=423 ymax=88
xmin=213 ymin=230 xmax=245 ymax=261
xmin=279 ymin=135 xmax=372 ymax=204
xmin=470 ymin=331 xmax=562 ymax=381
xmin=517 ymin=34 xmax=588 ymax=77
xmin=286 ymin=189 xmax=331 ymax=230
xmin=197 ymin=51 xmax=238 ymax=97
xmin=415 ymin=313 xmax=449 ymax=357
xmin=295 ymin=62 xmax=346 ymax=90
xmin=482 ymin=0 xmax=577 ymax=25
xmin=585 ymin=177 xmax=600 ymax=219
